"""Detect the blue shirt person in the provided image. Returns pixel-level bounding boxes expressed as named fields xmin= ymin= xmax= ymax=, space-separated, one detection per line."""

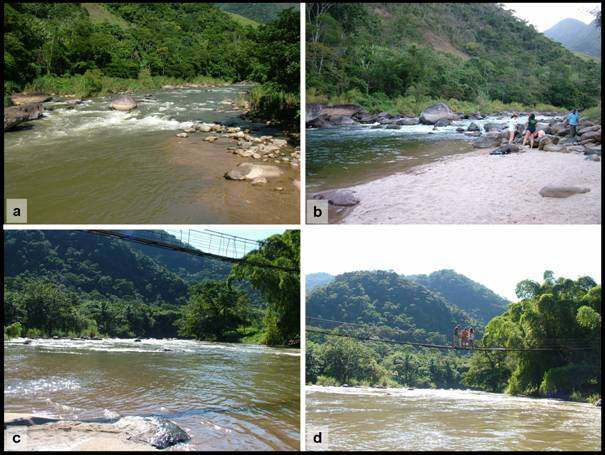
xmin=566 ymin=110 xmax=580 ymax=126
xmin=565 ymin=109 xmax=580 ymax=138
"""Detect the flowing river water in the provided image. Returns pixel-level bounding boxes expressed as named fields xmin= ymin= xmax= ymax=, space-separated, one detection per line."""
xmin=4 ymin=338 xmax=300 ymax=451
xmin=306 ymin=114 xmax=555 ymax=193
xmin=4 ymin=85 xmax=299 ymax=224
xmin=306 ymin=385 xmax=601 ymax=451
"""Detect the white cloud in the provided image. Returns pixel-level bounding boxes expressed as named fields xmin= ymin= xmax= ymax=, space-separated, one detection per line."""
xmin=503 ymin=3 xmax=601 ymax=32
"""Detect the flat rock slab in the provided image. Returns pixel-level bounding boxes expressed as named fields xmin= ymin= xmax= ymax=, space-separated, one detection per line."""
xmin=313 ymin=189 xmax=360 ymax=206
xmin=539 ymin=186 xmax=590 ymax=198
xmin=224 ymin=163 xmax=283 ymax=181
xmin=10 ymin=93 xmax=51 ymax=105
xmin=3 ymin=414 xmax=189 ymax=451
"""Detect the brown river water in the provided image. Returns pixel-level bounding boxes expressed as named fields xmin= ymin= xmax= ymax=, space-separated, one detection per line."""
xmin=306 ymin=385 xmax=601 ymax=451
xmin=4 ymin=85 xmax=299 ymax=224
xmin=4 ymin=338 xmax=300 ymax=450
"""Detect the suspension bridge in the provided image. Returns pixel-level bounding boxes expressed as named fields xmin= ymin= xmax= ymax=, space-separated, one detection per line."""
xmin=306 ymin=317 xmax=599 ymax=352
xmin=87 ymin=229 xmax=298 ymax=273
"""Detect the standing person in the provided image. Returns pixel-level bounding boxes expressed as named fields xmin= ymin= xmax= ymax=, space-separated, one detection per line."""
xmin=522 ymin=113 xmax=538 ymax=148
xmin=460 ymin=328 xmax=468 ymax=348
xmin=564 ymin=108 xmax=580 ymax=139
xmin=453 ymin=325 xmax=460 ymax=347
xmin=507 ymin=113 xmax=519 ymax=144
xmin=468 ymin=327 xmax=475 ymax=348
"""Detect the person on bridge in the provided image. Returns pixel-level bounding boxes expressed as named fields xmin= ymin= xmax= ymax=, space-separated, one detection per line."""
xmin=453 ymin=325 xmax=460 ymax=347
xmin=468 ymin=327 xmax=475 ymax=348
xmin=460 ymin=328 xmax=469 ymax=348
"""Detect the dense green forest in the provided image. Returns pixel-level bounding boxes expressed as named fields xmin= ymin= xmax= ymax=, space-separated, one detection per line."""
xmin=4 ymin=230 xmax=300 ymax=346
xmin=306 ymin=270 xmax=478 ymax=345
xmin=307 ymin=3 xmax=601 ymax=115
xmin=4 ymin=3 xmax=299 ymax=126
xmin=306 ymin=271 xmax=601 ymax=402
xmin=407 ymin=270 xmax=509 ymax=323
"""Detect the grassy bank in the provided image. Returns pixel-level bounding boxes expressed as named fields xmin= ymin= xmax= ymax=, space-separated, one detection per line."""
xmin=307 ymin=88 xmax=566 ymax=116
xmin=248 ymin=83 xmax=299 ymax=130
xmin=5 ymin=69 xmax=230 ymax=104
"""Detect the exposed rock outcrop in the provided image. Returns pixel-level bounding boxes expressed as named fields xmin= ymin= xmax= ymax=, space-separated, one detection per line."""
xmin=4 ymin=103 xmax=44 ymax=131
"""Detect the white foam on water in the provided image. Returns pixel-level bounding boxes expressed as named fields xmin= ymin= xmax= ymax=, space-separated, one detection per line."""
xmin=5 ymin=377 xmax=81 ymax=395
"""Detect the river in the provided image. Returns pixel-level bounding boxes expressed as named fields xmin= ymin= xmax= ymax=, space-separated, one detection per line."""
xmin=306 ymin=385 xmax=601 ymax=451
xmin=4 ymin=85 xmax=299 ymax=224
xmin=306 ymin=114 xmax=554 ymax=193
xmin=4 ymin=338 xmax=300 ymax=451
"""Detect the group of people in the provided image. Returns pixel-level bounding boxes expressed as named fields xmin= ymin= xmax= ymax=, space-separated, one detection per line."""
xmin=506 ymin=109 xmax=581 ymax=148
xmin=453 ymin=325 xmax=475 ymax=348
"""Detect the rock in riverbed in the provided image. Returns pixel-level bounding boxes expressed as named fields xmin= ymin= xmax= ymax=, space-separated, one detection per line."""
xmin=224 ymin=163 xmax=283 ymax=181
xmin=115 ymin=416 xmax=190 ymax=449
xmin=539 ymin=186 xmax=590 ymax=198
xmin=4 ymin=103 xmax=45 ymax=131
xmin=313 ymin=189 xmax=360 ymax=207
xmin=490 ymin=144 xmax=522 ymax=155
xmin=419 ymin=102 xmax=456 ymax=125
xmin=111 ymin=95 xmax=137 ymax=111
xmin=10 ymin=93 xmax=51 ymax=105
xmin=473 ymin=132 xmax=501 ymax=148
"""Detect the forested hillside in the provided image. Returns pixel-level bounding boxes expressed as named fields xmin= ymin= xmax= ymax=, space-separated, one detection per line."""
xmin=307 ymin=3 xmax=601 ymax=113
xmin=306 ymin=272 xmax=335 ymax=292
xmin=4 ymin=3 xmax=299 ymax=125
xmin=215 ymin=3 xmax=299 ymax=23
xmin=545 ymin=18 xmax=601 ymax=59
xmin=4 ymin=230 xmax=300 ymax=345
xmin=306 ymin=270 xmax=475 ymax=345
xmin=407 ymin=270 xmax=509 ymax=323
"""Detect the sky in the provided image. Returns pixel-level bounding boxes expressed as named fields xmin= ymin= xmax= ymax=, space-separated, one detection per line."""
xmin=503 ymin=3 xmax=600 ymax=32
xmin=166 ymin=228 xmax=284 ymax=242
xmin=303 ymin=225 xmax=601 ymax=300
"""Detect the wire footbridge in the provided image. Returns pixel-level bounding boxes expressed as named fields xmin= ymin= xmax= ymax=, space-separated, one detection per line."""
xmin=87 ymin=229 xmax=298 ymax=273
xmin=307 ymin=316 xmax=599 ymax=352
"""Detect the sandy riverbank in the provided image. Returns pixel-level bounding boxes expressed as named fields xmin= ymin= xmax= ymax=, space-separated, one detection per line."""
xmin=339 ymin=148 xmax=601 ymax=224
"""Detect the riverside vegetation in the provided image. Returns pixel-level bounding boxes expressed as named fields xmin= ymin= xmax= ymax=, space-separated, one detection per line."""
xmin=306 ymin=3 xmax=601 ymax=116
xmin=306 ymin=270 xmax=601 ymax=403
xmin=4 ymin=3 xmax=299 ymax=127
xmin=4 ymin=230 xmax=300 ymax=346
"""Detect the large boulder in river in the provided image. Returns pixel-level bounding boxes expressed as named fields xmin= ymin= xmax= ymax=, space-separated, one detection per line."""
xmin=312 ymin=189 xmax=360 ymax=207
xmin=467 ymin=122 xmax=480 ymax=132
xmin=115 ymin=416 xmax=190 ymax=449
xmin=10 ymin=93 xmax=51 ymax=105
xmin=396 ymin=116 xmax=420 ymax=125
xmin=321 ymin=104 xmax=364 ymax=118
xmin=483 ymin=122 xmax=506 ymax=132
xmin=4 ymin=103 xmax=44 ymax=131
xmin=472 ymin=132 xmax=501 ymax=148
xmin=224 ymin=163 xmax=283 ymax=181
xmin=111 ymin=95 xmax=137 ymax=111
xmin=419 ymin=102 xmax=456 ymax=125
xmin=306 ymin=103 xmax=324 ymax=123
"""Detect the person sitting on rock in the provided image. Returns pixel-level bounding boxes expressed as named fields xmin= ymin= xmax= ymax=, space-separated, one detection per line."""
xmin=507 ymin=113 xmax=519 ymax=144
xmin=564 ymin=108 xmax=580 ymax=139
xmin=522 ymin=113 xmax=538 ymax=148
